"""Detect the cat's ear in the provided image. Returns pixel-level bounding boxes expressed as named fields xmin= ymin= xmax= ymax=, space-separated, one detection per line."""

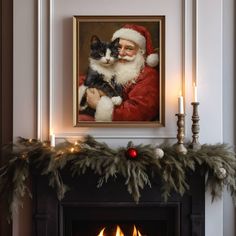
xmin=91 ymin=35 xmax=100 ymax=45
xmin=111 ymin=37 xmax=120 ymax=47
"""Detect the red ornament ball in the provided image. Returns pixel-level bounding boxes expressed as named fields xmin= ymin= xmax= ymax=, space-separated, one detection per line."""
xmin=126 ymin=148 xmax=138 ymax=159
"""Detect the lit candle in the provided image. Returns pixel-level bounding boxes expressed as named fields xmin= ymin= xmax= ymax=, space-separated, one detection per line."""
xmin=50 ymin=133 xmax=55 ymax=147
xmin=178 ymin=93 xmax=184 ymax=114
xmin=194 ymin=82 xmax=198 ymax=102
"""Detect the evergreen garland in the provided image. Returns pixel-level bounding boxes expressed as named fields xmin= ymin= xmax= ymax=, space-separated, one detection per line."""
xmin=0 ymin=135 xmax=236 ymax=221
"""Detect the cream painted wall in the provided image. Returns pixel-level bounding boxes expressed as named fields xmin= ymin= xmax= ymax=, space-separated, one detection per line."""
xmin=13 ymin=1 xmax=36 ymax=235
xmin=13 ymin=0 xmax=235 ymax=236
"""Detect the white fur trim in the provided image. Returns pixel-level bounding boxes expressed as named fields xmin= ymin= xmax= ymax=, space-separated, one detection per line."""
xmin=111 ymin=96 xmax=122 ymax=105
xmin=146 ymin=53 xmax=159 ymax=67
xmin=95 ymin=96 xmax=114 ymax=122
xmin=112 ymin=28 xmax=146 ymax=50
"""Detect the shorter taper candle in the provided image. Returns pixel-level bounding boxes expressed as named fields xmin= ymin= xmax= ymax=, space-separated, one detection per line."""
xmin=50 ymin=133 xmax=55 ymax=147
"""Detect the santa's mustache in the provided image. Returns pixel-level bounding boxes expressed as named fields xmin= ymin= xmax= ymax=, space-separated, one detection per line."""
xmin=118 ymin=55 xmax=136 ymax=61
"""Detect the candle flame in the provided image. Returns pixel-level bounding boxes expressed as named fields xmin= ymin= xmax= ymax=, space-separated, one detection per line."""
xmin=50 ymin=129 xmax=54 ymax=136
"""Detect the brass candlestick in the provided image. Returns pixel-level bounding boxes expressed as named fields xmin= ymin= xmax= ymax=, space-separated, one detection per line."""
xmin=189 ymin=102 xmax=201 ymax=150
xmin=175 ymin=114 xmax=187 ymax=154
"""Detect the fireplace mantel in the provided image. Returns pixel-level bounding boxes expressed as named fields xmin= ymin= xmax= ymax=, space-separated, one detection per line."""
xmin=32 ymin=169 xmax=205 ymax=236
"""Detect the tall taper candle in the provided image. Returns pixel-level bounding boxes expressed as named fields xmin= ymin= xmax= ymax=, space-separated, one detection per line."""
xmin=194 ymin=83 xmax=198 ymax=102
xmin=178 ymin=95 xmax=184 ymax=114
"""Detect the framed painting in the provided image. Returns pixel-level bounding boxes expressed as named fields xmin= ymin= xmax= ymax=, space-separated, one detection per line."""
xmin=73 ymin=16 xmax=165 ymax=127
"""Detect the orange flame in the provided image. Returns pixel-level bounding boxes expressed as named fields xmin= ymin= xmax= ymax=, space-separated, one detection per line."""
xmin=97 ymin=227 xmax=105 ymax=236
xmin=132 ymin=225 xmax=142 ymax=236
xmin=97 ymin=225 xmax=142 ymax=236
xmin=115 ymin=225 xmax=124 ymax=236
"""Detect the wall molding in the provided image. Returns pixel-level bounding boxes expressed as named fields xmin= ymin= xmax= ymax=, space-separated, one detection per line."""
xmin=37 ymin=0 xmax=43 ymax=140
xmin=37 ymin=0 xmax=197 ymax=141
xmin=37 ymin=0 xmax=50 ymax=141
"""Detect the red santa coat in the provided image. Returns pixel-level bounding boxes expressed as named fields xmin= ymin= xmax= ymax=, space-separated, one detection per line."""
xmin=112 ymin=66 xmax=159 ymax=121
xmin=78 ymin=66 xmax=159 ymax=122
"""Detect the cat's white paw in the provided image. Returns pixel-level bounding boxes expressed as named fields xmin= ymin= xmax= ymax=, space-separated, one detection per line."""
xmin=79 ymin=104 xmax=88 ymax=111
xmin=111 ymin=96 xmax=122 ymax=105
xmin=78 ymin=85 xmax=87 ymax=104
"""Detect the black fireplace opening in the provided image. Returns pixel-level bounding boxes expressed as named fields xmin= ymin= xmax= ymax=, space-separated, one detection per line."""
xmin=62 ymin=203 xmax=179 ymax=236
xmin=33 ymin=171 xmax=205 ymax=236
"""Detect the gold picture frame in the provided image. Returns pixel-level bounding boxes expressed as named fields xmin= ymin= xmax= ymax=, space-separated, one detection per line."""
xmin=73 ymin=15 xmax=165 ymax=127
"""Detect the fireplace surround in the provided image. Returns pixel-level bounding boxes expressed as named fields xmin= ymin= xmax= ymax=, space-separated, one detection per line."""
xmin=32 ymin=169 xmax=205 ymax=236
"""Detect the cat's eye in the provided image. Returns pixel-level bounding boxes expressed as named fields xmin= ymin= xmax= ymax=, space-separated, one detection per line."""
xmin=111 ymin=52 xmax=118 ymax=57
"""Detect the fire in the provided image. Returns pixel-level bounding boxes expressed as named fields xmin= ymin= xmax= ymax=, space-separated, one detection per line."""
xmin=115 ymin=225 xmax=124 ymax=236
xmin=132 ymin=225 xmax=142 ymax=236
xmin=97 ymin=225 xmax=143 ymax=236
xmin=97 ymin=228 xmax=106 ymax=236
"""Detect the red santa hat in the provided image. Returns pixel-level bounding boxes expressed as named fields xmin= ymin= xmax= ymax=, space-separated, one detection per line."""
xmin=111 ymin=24 xmax=159 ymax=67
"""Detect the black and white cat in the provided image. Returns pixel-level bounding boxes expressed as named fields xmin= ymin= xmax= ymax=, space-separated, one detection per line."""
xmin=78 ymin=35 xmax=123 ymax=121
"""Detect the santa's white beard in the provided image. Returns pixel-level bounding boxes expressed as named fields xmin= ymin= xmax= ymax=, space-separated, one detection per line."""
xmin=114 ymin=51 xmax=145 ymax=85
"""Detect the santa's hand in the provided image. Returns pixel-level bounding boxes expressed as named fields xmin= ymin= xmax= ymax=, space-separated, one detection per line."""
xmin=98 ymin=89 xmax=106 ymax=97
xmin=86 ymin=88 xmax=101 ymax=109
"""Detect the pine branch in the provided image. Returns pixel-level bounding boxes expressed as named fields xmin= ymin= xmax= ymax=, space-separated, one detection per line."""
xmin=1 ymin=136 xmax=236 ymax=221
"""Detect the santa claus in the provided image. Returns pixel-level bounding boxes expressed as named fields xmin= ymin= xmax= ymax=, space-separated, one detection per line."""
xmin=80 ymin=24 xmax=160 ymax=122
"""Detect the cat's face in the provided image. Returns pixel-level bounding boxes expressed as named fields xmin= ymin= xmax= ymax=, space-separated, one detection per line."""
xmin=90 ymin=35 xmax=120 ymax=67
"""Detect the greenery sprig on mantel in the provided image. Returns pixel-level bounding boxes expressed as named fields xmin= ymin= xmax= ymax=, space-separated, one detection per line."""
xmin=0 ymin=135 xmax=236 ymax=221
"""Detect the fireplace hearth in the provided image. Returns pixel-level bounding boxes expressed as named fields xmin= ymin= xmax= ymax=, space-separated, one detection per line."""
xmin=32 ymin=170 xmax=205 ymax=236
